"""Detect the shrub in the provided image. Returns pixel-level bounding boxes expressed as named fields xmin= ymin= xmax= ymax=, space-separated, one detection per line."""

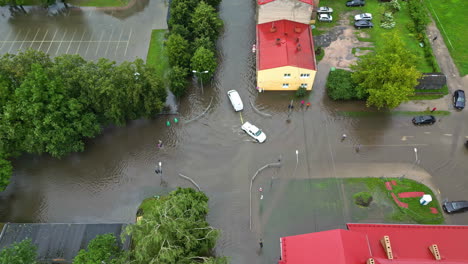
xmin=407 ymin=0 xmax=430 ymax=33
xmin=295 ymin=86 xmax=307 ymax=97
xmin=326 ymin=69 xmax=359 ymax=100
xmin=353 ymin=192 xmax=373 ymax=207
xmin=73 ymin=234 xmax=121 ymax=264
xmin=386 ymin=0 xmax=401 ymax=12
xmin=381 ymin=12 xmax=396 ymax=29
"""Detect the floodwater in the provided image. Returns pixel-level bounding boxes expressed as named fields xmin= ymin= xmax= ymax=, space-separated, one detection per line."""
xmin=2 ymin=0 xmax=468 ymax=263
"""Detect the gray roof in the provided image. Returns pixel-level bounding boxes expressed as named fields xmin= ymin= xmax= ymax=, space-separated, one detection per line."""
xmin=415 ymin=73 xmax=446 ymax=90
xmin=0 ymin=223 xmax=130 ymax=263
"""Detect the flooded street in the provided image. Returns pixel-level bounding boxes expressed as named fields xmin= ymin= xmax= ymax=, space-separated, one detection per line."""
xmin=1 ymin=0 xmax=468 ymax=263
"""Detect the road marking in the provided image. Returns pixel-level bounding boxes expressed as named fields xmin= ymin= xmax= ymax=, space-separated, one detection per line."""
xmin=345 ymin=144 xmax=429 ymax=147
xmin=65 ymin=29 xmax=77 ymax=54
xmin=124 ymin=28 xmax=132 ymax=56
xmin=37 ymin=29 xmax=49 ymax=51
xmin=424 ymin=132 xmax=431 ymax=134
xmin=0 ymin=30 xmax=12 ymax=49
xmin=104 ymin=28 xmax=114 ymax=57
xmin=95 ymin=31 xmax=105 ymax=56
xmin=115 ymin=28 xmax=124 ymax=57
xmin=443 ymin=134 xmax=452 ymax=137
xmin=8 ymin=29 xmax=22 ymax=53
xmin=29 ymin=28 xmax=41 ymax=48
xmin=46 ymin=29 xmax=58 ymax=54
xmin=75 ymin=30 xmax=86 ymax=54
xmin=239 ymin=112 xmax=244 ymax=124
xmin=401 ymin=136 xmax=414 ymax=141
xmin=18 ymin=28 xmax=31 ymax=51
xmin=56 ymin=29 xmax=68 ymax=55
xmin=0 ymin=40 xmax=128 ymax=43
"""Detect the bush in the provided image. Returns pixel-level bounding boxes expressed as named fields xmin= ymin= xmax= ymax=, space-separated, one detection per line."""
xmin=386 ymin=0 xmax=401 ymax=12
xmin=0 ymin=238 xmax=37 ymax=264
xmin=381 ymin=12 xmax=396 ymax=29
xmin=326 ymin=69 xmax=359 ymax=100
xmin=407 ymin=0 xmax=430 ymax=33
xmin=295 ymin=86 xmax=307 ymax=97
xmin=353 ymin=192 xmax=373 ymax=207
xmin=169 ymin=66 xmax=189 ymax=98
xmin=73 ymin=234 xmax=122 ymax=264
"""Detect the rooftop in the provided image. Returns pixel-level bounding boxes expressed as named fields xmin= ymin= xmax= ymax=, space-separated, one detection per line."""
xmin=257 ymin=20 xmax=316 ymax=71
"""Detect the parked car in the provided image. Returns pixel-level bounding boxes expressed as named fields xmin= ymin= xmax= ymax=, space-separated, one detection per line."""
xmin=354 ymin=13 xmax=372 ymax=21
xmin=227 ymin=90 xmax=243 ymax=111
xmin=453 ymin=89 xmax=465 ymax=110
xmin=354 ymin=20 xmax=373 ymax=29
xmin=443 ymin=201 xmax=468 ymax=214
xmin=317 ymin=6 xmax=333 ymax=13
xmin=346 ymin=0 xmax=365 ymax=7
xmin=318 ymin=14 xmax=333 ymax=22
xmin=241 ymin=122 xmax=266 ymax=143
xmin=412 ymin=115 xmax=436 ymax=125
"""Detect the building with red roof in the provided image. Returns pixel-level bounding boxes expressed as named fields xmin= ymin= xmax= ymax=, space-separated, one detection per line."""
xmin=256 ymin=20 xmax=316 ymax=91
xmin=279 ymin=223 xmax=468 ymax=264
xmin=257 ymin=0 xmax=315 ymax=25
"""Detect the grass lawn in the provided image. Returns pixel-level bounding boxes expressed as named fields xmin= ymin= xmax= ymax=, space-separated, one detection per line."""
xmin=425 ymin=0 xmax=468 ymax=76
xmin=67 ymin=0 xmax=130 ymax=7
xmin=146 ymin=30 xmax=170 ymax=80
xmin=338 ymin=110 xmax=450 ymax=117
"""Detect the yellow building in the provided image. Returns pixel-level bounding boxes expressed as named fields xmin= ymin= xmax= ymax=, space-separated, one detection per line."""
xmin=256 ymin=20 xmax=317 ymax=91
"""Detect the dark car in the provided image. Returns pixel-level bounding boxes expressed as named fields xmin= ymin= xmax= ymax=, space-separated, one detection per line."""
xmin=412 ymin=115 xmax=436 ymax=125
xmin=354 ymin=20 xmax=373 ymax=29
xmin=453 ymin=89 xmax=465 ymax=110
xmin=346 ymin=0 xmax=365 ymax=7
xmin=443 ymin=201 xmax=468 ymax=214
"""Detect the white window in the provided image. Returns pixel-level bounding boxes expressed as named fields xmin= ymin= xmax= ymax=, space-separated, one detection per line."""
xmin=282 ymin=83 xmax=289 ymax=88
xmin=284 ymin=73 xmax=291 ymax=78
xmin=300 ymin=73 xmax=310 ymax=78
xmin=300 ymin=83 xmax=308 ymax=88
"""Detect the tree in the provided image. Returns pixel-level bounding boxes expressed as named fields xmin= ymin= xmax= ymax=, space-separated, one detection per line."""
xmin=193 ymin=37 xmax=216 ymax=52
xmin=327 ymin=69 xmax=360 ymax=100
xmin=73 ymin=234 xmax=122 ymax=264
xmin=0 ymin=238 xmax=37 ymax=264
xmin=170 ymin=66 xmax=189 ymax=98
xmin=351 ymin=32 xmax=421 ymax=109
xmin=191 ymin=1 xmax=223 ymax=41
xmin=124 ymin=188 xmax=226 ymax=264
xmin=166 ymin=34 xmax=191 ymax=68
xmin=0 ymin=154 xmax=12 ymax=191
xmin=168 ymin=0 xmax=200 ymax=29
xmin=191 ymin=47 xmax=217 ymax=82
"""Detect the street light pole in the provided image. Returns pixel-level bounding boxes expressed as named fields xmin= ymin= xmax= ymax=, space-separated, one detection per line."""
xmin=192 ymin=70 xmax=209 ymax=94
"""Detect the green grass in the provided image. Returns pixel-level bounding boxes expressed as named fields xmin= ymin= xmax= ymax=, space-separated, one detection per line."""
xmin=425 ymin=0 xmax=468 ymax=76
xmin=338 ymin=110 xmax=450 ymax=117
xmin=146 ymin=30 xmax=170 ymax=79
xmin=68 ymin=0 xmax=130 ymax=7
xmin=414 ymin=84 xmax=449 ymax=95
xmin=408 ymin=94 xmax=444 ymax=100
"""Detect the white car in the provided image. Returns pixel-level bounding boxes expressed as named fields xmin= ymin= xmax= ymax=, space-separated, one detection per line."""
xmin=241 ymin=122 xmax=266 ymax=143
xmin=318 ymin=14 xmax=333 ymax=22
xmin=317 ymin=6 xmax=333 ymax=13
xmin=227 ymin=90 xmax=243 ymax=111
xmin=354 ymin=13 xmax=372 ymax=21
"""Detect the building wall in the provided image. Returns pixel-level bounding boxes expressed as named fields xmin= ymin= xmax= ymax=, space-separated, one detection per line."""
xmin=257 ymin=65 xmax=316 ymax=91
xmin=258 ymin=0 xmax=313 ymax=25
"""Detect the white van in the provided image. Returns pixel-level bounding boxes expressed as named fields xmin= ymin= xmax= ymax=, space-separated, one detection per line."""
xmin=227 ymin=90 xmax=244 ymax=111
xmin=241 ymin=122 xmax=266 ymax=143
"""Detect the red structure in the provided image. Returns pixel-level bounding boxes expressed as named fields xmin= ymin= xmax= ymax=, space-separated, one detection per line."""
xmin=279 ymin=223 xmax=468 ymax=264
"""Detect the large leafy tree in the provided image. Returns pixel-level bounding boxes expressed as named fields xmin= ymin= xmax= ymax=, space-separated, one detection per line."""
xmin=73 ymin=234 xmax=122 ymax=264
xmin=191 ymin=1 xmax=223 ymax=42
xmin=0 ymin=154 xmax=12 ymax=191
xmin=191 ymin=47 xmax=217 ymax=82
xmin=351 ymin=32 xmax=421 ymax=109
xmin=0 ymin=238 xmax=37 ymax=264
xmin=123 ymin=188 xmax=227 ymax=264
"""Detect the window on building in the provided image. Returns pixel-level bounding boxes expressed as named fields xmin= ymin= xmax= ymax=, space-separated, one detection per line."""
xmin=282 ymin=83 xmax=289 ymax=88
xmin=300 ymin=83 xmax=308 ymax=88
xmin=284 ymin=73 xmax=291 ymax=78
xmin=300 ymin=73 xmax=310 ymax=78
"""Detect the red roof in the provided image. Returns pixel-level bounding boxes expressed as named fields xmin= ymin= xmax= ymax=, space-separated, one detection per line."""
xmin=279 ymin=229 xmax=370 ymax=264
xmin=258 ymin=0 xmax=313 ymax=5
xmin=279 ymin=224 xmax=468 ymax=264
xmin=257 ymin=20 xmax=316 ymax=71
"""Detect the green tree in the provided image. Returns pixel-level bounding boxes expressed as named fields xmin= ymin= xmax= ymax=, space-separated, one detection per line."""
xmin=0 ymin=238 xmax=37 ymax=264
xmin=191 ymin=1 xmax=223 ymax=41
xmin=191 ymin=47 xmax=217 ymax=82
xmin=170 ymin=66 xmax=189 ymax=98
xmin=166 ymin=34 xmax=192 ymax=68
xmin=168 ymin=0 xmax=200 ymax=28
xmin=327 ymin=69 xmax=359 ymax=100
xmin=0 ymin=154 xmax=12 ymax=191
xmin=124 ymin=188 xmax=226 ymax=264
xmin=193 ymin=36 xmax=216 ymax=52
xmin=73 ymin=234 xmax=122 ymax=264
xmin=351 ymin=32 xmax=421 ymax=109
xmin=170 ymin=24 xmax=190 ymax=40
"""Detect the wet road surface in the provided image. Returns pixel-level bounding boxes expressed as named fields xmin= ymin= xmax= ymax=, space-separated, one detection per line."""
xmin=2 ymin=0 xmax=468 ymax=263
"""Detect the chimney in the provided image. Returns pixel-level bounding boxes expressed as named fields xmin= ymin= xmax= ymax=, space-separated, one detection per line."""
xmin=294 ymin=27 xmax=302 ymax=33
xmin=270 ymin=26 xmax=277 ymax=33
xmin=295 ymin=37 xmax=300 ymax=43
xmin=296 ymin=44 xmax=302 ymax=51
xmin=276 ymin=38 xmax=281 ymax=45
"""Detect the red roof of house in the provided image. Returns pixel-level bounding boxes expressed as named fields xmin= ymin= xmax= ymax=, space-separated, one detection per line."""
xmin=257 ymin=20 xmax=316 ymax=71
xmin=279 ymin=229 xmax=370 ymax=264
xmin=258 ymin=0 xmax=313 ymax=5
xmin=279 ymin=224 xmax=468 ymax=264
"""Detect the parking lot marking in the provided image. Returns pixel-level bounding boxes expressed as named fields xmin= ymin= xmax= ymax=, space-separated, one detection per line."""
xmin=443 ymin=134 xmax=453 ymax=137
xmin=8 ymin=29 xmax=22 ymax=53
xmin=124 ymin=28 xmax=132 ymax=56
xmin=401 ymin=136 xmax=414 ymax=141
xmin=115 ymin=29 xmax=124 ymax=56
xmin=0 ymin=30 xmax=12 ymax=49
xmin=66 ymin=29 xmax=77 ymax=54
xmin=29 ymin=28 xmax=41 ymax=48
xmin=56 ymin=29 xmax=68 ymax=55
xmin=18 ymin=28 xmax=31 ymax=51
xmin=104 ymin=28 xmax=114 ymax=57
xmin=239 ymin=112 xmax=244 ymax=124
xmin=75 ymin=30 xmax=87 ymax=54
xmin=38 ymin=29 xmax=49 ymax=51
xmin=46 ymin=29 xmax=58 ymax=54
xmin=95 ymin=31 xmax=105 ymax=56
xmin=424 ymin=132 xmax=431 ymax=134
xmin=345 ymin=144 xmax=429 ymax=147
